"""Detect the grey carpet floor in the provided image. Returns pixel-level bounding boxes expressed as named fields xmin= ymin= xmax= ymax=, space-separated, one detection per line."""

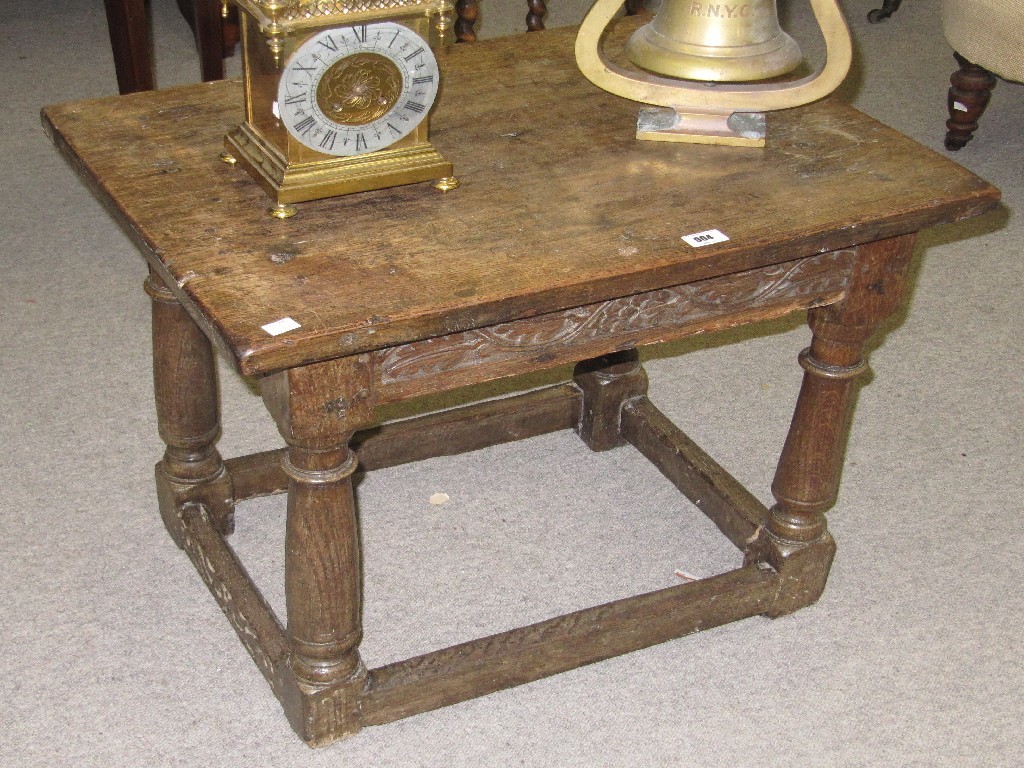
xmin=3 ymin=1 xmax=1022 ymax=765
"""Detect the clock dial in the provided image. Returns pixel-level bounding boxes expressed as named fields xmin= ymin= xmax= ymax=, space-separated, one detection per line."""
xmin=278 ymin=22 xmax=441 ymax=157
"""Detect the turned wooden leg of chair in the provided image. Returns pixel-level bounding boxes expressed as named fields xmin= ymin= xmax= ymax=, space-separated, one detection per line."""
xmin=526 ymin=0 xmax=547 ymax=31
xmin=867 ymin=0 xmax=904 ymax=23
xmin=946 ymin=52 xmax=997 ymax=151
xmin=747 ymin=235 xmax=917 ymax=617
xmin=455 ymin=0 xmax=546 ymax=41
xmin=454 ymin=0 xmax=478 ymax=42
xmin=103 ymin=0 xmax=154 ymax=93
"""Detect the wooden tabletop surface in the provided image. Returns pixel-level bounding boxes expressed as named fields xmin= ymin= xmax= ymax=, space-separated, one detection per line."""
xmin=43 ymin=20 xmax=999 ymax=376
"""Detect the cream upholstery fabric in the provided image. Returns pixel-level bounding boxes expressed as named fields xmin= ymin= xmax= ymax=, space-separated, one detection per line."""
xmin=940 ymin=0 xmax=1024 ymax=82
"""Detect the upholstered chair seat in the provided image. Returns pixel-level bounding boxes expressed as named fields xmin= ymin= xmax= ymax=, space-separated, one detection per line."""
xmin=940 ymin=0 xmax=1024 ymax=149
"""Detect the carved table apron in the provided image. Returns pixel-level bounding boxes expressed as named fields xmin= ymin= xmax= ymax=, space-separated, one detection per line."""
xmin=43 ymin=20 xmax=999 ymax=748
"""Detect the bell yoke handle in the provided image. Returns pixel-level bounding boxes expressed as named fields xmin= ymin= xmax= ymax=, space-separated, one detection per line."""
xmin=574 ymin=0 xmax=853 ymax=114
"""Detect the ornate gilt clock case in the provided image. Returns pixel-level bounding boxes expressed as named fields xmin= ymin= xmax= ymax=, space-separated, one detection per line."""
xmin=225 ymin=0 xmax=456 ymax=215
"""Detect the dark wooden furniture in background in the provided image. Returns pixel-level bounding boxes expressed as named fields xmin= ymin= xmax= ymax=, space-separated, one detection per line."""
xmin=945 ymin=53 xmax=998 ymax=150
xmin=46 ymin=20 xmax=998 ymax=748
xmin=103 ymin=0 xmax=155 ymax=93
xmin=940 ymin=0 xmax=1023 ymax=154
xmin=868 ymin=0 xmax=904 ymax=22
xmin=453 ymin=0 xmax=645 ymax=42
xmin=453 ymin=0 xmax=549 ymax=43
xmin=176 ymin=0 xmax=240 ymax=82
xmin=104 ymin=0 xmax=558 ymax=91
xmin=103 ymin=0 xmax=239 ymax=93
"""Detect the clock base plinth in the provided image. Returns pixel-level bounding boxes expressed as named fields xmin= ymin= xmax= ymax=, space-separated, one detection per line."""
xmin=225 ymin=125 xmax=454 ymax=207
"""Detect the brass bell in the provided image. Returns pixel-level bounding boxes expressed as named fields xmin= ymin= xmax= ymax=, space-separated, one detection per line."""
xmin=625 ymin=0 xmax=802 ymax=82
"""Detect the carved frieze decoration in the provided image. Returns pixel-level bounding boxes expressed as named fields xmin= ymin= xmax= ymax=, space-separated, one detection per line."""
xmin=377 ymin=251 xmax=851 ymax=388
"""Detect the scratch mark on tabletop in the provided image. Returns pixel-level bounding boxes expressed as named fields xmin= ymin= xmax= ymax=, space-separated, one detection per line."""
xmin=177 ymin=271 xmax=198 ymax=288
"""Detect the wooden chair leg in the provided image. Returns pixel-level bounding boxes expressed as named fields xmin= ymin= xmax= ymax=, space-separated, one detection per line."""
xmin=526 ymin=0 xmax=547 ymax=32
xmin=455 ymin=0 xmax=478 ymax=42
xmin=455 ymin=0 xmax=546 ymax=42
xmin=867 ymin=0 xmax=903 ymax=23
xmin=946 ymin=52 xmax=997 ymax=151
xmin=191 ymin=0 xmax=226 ymax=82
xmin=103 ymin=0 xmax=154 ymax=94
xmin=176 ymin=0 xmax=226 ymax=80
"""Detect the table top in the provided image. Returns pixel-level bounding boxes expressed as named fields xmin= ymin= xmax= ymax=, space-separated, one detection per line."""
xmin=43 ymin=20 xmax=999 ymax=376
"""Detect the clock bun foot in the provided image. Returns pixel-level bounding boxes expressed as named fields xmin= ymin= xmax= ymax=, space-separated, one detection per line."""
xmin=269 ymin=203 xmax=298 ymax=219
xmin=432 ymin=176 xmax=460 ymax=192
xmin=219 ymin=151 xmax=237 ymax=166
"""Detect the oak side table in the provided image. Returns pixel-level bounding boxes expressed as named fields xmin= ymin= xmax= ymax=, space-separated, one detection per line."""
xmin=44 ymin=23 xmax=998 ymax=747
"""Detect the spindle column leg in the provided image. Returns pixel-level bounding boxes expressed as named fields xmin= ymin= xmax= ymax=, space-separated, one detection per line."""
xmin=261 ymin=357 xmax=376 ymax=746
xmin=747 ymin=235 xmax=917 ymax=616
xmin=454 ymin=0 xmax=478 ymax=42
xmin=527 ymin=0 xmax=547 ymax=31
xmin=147 ymin=269 xmax=233 ymax=546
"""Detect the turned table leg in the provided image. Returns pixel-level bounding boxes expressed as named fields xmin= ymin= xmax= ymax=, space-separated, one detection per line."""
xmin=146 ymin=269 xmax=233 ymax=545
xmin=747 ymin=235 xmax=917 ymax=616
xmin=261 ymin=357 xmax=375 ymax=746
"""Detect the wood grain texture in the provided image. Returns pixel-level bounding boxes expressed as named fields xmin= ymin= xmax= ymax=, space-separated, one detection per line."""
xmin=374 ymin=249 xmax=851 ymax=403
xmin=260 ymin=358 xmax=373 ymax=741
xmin=748 ymin=234 xmax=918 ymax=616
xmin=353 ymin=382 xmax=581 ymax=468
xmin=621 ymin=397 xmax=768 ymax=548
xmin=223 ymin=383 xmax=582 ymax=501
xmin=148 ymin=269 xmax=235 ymax=541
xmin=175 ymin=486 xmax=778 ymax=736
xmin=362 ymin=564 xmax=779 ymax=725
xmin=179 ymin=503 xmax=290 ymax=695
xmin=225 ymin=448 xmax=289 ymax=501
xmin=769 ymin=234 xmax=917 ymax=545
xmin=43 ymin=20 xmax=999 ymax=376
xmin=573 ymin=348 xmax=648 ymax=451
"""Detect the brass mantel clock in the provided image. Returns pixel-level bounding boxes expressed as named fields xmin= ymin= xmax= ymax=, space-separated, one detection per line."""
xmin=225 ymin=0 xmax=458 ymax=218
